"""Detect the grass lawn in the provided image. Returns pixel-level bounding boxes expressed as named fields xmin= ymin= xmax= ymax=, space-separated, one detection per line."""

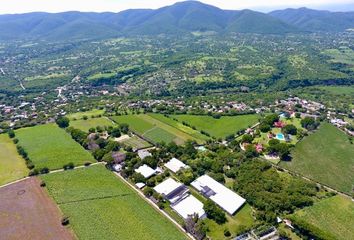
xmin=15 ymin=124 xmax=95 ymax=170
xmin=290 ymin=195 xmax=354 ymax=240
xmin=66 ymin=109 xmax=105 ymax=120
xmin=204 ymin=204 xmax=255 ymax=240
xmin=171 ymin=114 xmax=260 ymax=139
xmin=280 ymin=123 xmax=354 ymax=194
xmin=111 ymin=114 xmax=203 ymax=144
xmin=316 ymin=85 xmax=354 ymax=95
xmin=69 ymin=117 xmax=115 ymax=132
xmin=41 ymin=165 xmax=187 ymax=240
xmin=0 ymin=134 xmax=28 ymax=185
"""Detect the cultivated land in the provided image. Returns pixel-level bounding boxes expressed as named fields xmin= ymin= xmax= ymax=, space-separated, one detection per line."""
xmin=291 ymin=195 xmax=354 ymax=240
xmin=316 ymin=85 xmax=354 ymax=95
xmin=15 ymin=124 xmax=95 ymax=170
xmin=66 ymin=109 xmax=105 ymax=120
xmin=111 ymin=114 xmax=204 ymax=144
xmin=0 ymin=134 xmax=28 ymax=186
xmin=41 ymin=165 xmax=187 ymax=240
xmin=171 ymin=114 xmax=260 ymax=138
xmin=120 ymin=135 xmax=152 ymax=149
xmin=280 ymin=123 xmax=354 ymax=194
xmin=69 ymin=117 xmax=115 ymax=132
xmin=0 ymin=177 xmax=74 ymax=240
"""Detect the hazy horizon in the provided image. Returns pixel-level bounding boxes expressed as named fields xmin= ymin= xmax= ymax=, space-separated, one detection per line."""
xmin=0 ymin=0 xmax=353 ymax=14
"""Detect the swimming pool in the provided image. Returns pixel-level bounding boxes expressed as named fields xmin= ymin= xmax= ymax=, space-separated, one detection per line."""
xmin=276 ymin=133 xmax=285 ymax=140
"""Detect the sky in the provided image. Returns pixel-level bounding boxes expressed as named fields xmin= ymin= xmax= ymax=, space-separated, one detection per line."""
xmin=0 ymin=0 xmax=353 ymax=14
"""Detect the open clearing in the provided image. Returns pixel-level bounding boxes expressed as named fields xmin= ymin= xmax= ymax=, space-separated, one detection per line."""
xmin=316 ymin=85 xmax=354 ymax=95
xmin=171 ymin=114 xmax=260 ymax=139
xmin=290 ymin=195 xmax=354 ymax=240
xmin=0 ymin=177 xmax=75 ymax=240
xmin=120 ymin=135 xmax=152 ymax=149
xmin=66 ymin=109 xmax=105 ymax=120
xmin=41 ymin=165 xmax=187 ymax=240
xmin=69 ymin=117 xmax=115 ymax=132
xmin=15 ymin=124 xmax=95 ymax=170
xmin=0 ymin=134 xmax=28 ymax=186
xmin=280 ymin=123 xmax=354 ymax=194
xmin=111 ymin=114 xmax=204 ymax=144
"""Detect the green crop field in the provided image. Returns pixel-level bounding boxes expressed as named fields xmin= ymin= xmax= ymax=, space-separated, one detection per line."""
xmin=171 ymin=114 xmax=260 ymax=139
xmin=148 ymin=114 xmax=210 ymax=141
xmin=111 ymin=114 xmax=204 ymax=144
xmin=69 ymin=117 xmax=115 ymax=132
xmin=41 ymin=165 xmax=187 ymax=240
xmin=121 ymin=135 xmax=152 ymax=149
xmin=280 ymin=123 xmax=354 ymax=194
xmin=0 ymin=134 xmax=28 ymax=186
xmin=290 ymin=195 xmax=354 ymax=240
xmin=66 ymin=109 xmax=105 ymax=120
xmin=316 ymin=86 xmax=354 ymax=95
xmin=15 ymin=124 xmax=95 ymax=170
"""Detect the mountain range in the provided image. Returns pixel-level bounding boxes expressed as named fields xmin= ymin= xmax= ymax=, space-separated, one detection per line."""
xmin=0 ymin=1 xmax=353 ymax=41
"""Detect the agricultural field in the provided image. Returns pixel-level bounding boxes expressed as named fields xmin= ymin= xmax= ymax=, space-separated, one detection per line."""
xmin=0 ymin=134 xmax=28 ymax=186
xmin=66 ymin=109 xmax=105 ymax=120
xmin=41 ymin=165 xmax=187 ymax=240
xmin=316 ymin=85 xmax=354 ymax=95
xmin=322 ymin=47 xmax=354 ymax=67
xmin=148 ymin=113 xmax=210 ymax=141
xmin=119 ymin=135 xmax=152 ymax=150
xmin=15 ymin=124 xmax=95 ymax=170
xmin=290 ymin=195 xmax=354 ymax=240
xmin=111 ymin=114 xmax=204 ymax=144
xmin=171 ymin=114 xmax=260 ymax=139
xmin=69 ymin=117 xmax=115 ymax=132
xmin=280 ymin=123 xmax=354 ymax=194
xmin=0 ymin=177 xmax=75 ymax=240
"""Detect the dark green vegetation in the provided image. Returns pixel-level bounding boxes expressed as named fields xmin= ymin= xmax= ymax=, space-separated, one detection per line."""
xmin=289 ymin=195 xmax=354 ymax=240
xmin=280 ymin=123 xmax=354 ymax=194
xmin=171 ymin=114 xmax=260 ymax=138
xmin=69 ymin=117 xmax=115 ymax=132
xmin=41 ymin=165 xmax=187 ymax=240
xmin=15 ymin=124 xmax=95 ymax=170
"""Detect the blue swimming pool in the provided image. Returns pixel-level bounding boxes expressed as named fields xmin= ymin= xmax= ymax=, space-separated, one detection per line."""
xmin=276 ymin=133 xmax=285 ymax=140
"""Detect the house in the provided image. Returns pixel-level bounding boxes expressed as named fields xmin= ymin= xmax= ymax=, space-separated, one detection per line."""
xmin=191 ymin=175 xmax=246 ymax=215
xmin=255 ymin=144 xmax=263 ymax=153
xmin=171 ymin=195 xmax=206 ymax=220
xmin=165 ymin=158 xmax=189 ymax=173
xmin=138 ymin=149 xmax=152 ymax=160
xmin=154 ymin=178 xmax=189 ymax=204
xmin=135 ymin=164 xmax=156 ymax=179
xmin=135 ymin=182 xmax=146 ymax=189
xmin=273 ymin=121 xmax=285 ymax=128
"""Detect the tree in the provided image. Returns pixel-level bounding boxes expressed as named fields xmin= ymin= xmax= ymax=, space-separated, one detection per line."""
xmin=259 ymin=123 xmax=271 ymax=133
xmin=301 ymin=117 xmax=318 ymax=130
xmin=204 ymin=200 xmax=226 ymax=224
xmin=143 ymin=187 xmax=153 ymax=197
xmin=283 ymin=124 xmax=297 ymax=135
xmin=263 ymin=114 xmax=279 ymax=125
xmin=8 ymin=129 xmax=15 ymax=138
xmin=119 ymin=123 xmax=129 ymax=134
xmin=131 ymin=172 xmax=146 ymax=183
xmin=242 ymin=134 xmax=253 ymax=144
xmin=56 ymin=117 xmax=70 ymax=128
xmin=110 ymin=127 xmax=121 ymax=138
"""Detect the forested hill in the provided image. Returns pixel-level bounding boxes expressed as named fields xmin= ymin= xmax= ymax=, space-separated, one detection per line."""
xmin=0 ymin=1 xmax=353 ymax=41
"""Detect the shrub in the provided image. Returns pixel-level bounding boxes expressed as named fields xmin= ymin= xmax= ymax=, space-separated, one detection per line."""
xmin=61 ymin=217 xmax=70 ymax=226
xmin=40 ymin=181 xmax=46 ymax=187
xmin=29 ymin=169 xmax=39 ymax=176
xmin=40 ymin=167 xmax=49 ymax=174
xmin=12 ymin=138 xmax=19 ymax=144
xmin=8 ymin=129 xmax=15 ymax=138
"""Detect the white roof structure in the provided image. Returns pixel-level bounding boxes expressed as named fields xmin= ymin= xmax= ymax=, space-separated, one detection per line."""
xmin=135 ymin=164 xmax=156 ymax=178
xmin=165 ymin=158 xmax=188 ymax=173
xmin=136 ymin=182 xmax=146 ymax=189
xmin=154 ymin=178 xmax=183 ymax=196
xmin=191 ymin=175 xmax=246 ymax=215
xmin=137 ymin=150 xmax=152 ymax=160
xmin=172 ymin=195 xmax=206 ymax=220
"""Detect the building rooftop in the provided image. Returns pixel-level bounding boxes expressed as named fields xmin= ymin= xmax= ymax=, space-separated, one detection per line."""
xmin=172 ymin=195 xmax=206 ymax=220
xmin=154 ymin=178 xmax=183 ymax=196
xmin=164 ymin=158 xmax=188 ymax=173
xmin=135 ymin=164 xmax=156 ymax=178
xmin=191 ymin=175 xmax=246 ymax=215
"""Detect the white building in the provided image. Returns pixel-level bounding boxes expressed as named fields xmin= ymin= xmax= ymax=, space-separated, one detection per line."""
xmin=164 ymin=158 xmax=188 ymax=173
xmin=154 ymin=178 xmax=189 ymax=204
xmin=138 ymin=149 xmax=152 ymax=160
xmin=191 ymin=175 xmax=246 ymax=215
xmin=135 ymin=164 xmax=156 ymax=178
xmin=172 ymin=195 xmax=206 ymax=220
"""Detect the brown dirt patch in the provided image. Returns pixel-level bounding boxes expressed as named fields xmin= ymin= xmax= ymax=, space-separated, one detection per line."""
xmin=0 ymin=177 xmax=75 ymax=240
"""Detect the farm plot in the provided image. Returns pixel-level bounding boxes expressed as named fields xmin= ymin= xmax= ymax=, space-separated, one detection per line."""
xmin=15 ymin=124 xmax=95 ymax=170
xmin=41 ymin=165 xmax=187 ymax=240
xmin=290 ymin=195 xmax=354 ymax=240
xmin=171 ymin=114 xmax=260 ymax=139
xmin=69 ymin=117 xmax=115 ymax=132
xmin=111 ymin=114 xmax=203 ymax=144
xmin=120 ymin=135 xmax=152 ymax=149
xmin=66 ymin=109 xmax=105 ymax=120
xmin=0 ymin=177 xmax=75 ymax=240
xmin=0 ymin=134 xmax=28 ymax=186
xmin=280 ymin=123 xmax=354 ymax=194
